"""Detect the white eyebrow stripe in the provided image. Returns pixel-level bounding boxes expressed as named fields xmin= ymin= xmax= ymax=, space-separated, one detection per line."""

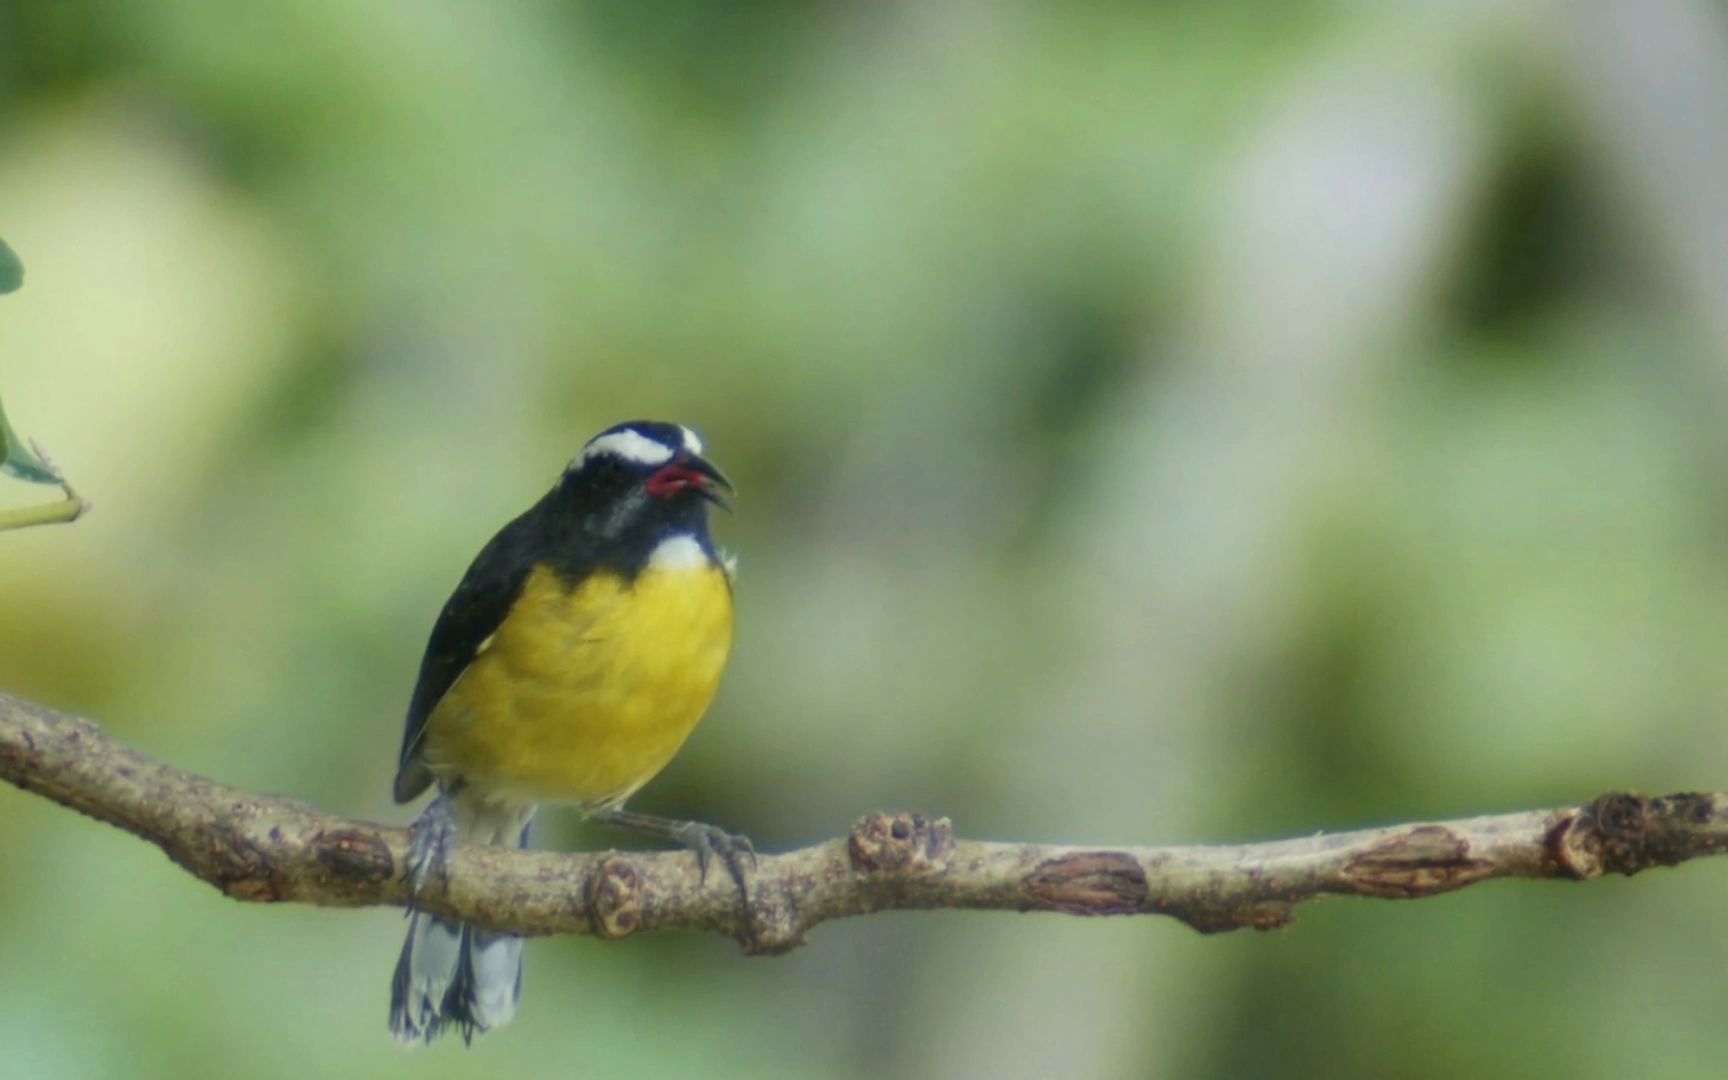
xmin=581 ymin=430 xmax=675 ymax=466
xmin=680 ymin=426 xmax=703 ymax=455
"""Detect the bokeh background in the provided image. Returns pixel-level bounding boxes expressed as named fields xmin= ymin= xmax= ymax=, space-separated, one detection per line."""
xmin=4 ymin=2 xmax=1728 ymax=1077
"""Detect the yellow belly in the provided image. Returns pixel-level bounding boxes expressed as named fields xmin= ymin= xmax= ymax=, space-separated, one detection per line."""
xmin=422 ymin=560 xmax=733 ymax=807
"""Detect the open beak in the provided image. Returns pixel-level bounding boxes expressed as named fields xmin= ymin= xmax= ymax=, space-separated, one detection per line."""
xmin=684 ymin=453 xmax=734 ymax=512
xmin=647 ymin=453 xmax=734 ymax=511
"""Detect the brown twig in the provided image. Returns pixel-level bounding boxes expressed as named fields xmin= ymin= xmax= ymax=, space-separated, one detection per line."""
xmin=3 ymin=689 xmax=1726 ymax=953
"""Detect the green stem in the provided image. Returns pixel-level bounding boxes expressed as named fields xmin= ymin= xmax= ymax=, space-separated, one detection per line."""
xmin=0 ymin=482 xmax=88 ymax=531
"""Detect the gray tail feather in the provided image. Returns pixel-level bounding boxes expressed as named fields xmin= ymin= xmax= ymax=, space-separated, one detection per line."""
xmin=389 ymin=912 xmax=524 ymax=1045
xmin=389 ymin=817 xmax=532 ymax=1045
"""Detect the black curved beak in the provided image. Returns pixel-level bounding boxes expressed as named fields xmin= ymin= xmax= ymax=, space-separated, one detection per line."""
xmin=682 ymin=453 xmax=734 ymax=512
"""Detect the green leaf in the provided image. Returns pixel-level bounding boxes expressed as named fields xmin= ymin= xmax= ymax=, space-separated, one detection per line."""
xmin=0 ymin=237 xmax=21 ymax=294
xmin=0 ymin=395 xmax=59 ymax=484
xmin=0 ymin=239 xmax=54 ymax=482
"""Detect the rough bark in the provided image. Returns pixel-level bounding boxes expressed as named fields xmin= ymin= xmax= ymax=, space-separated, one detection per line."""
xmin=4 ymin=689 xmax=1725 ymax=954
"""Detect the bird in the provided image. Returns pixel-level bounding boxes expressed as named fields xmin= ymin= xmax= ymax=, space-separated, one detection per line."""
xmin=388 ymin=419 xmax=748 ymax=1045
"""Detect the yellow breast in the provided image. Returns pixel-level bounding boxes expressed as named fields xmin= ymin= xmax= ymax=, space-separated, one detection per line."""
xmin=422 ymin=550 xmax=733 ymax=808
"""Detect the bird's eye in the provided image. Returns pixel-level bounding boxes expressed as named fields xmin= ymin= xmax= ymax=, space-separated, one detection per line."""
xmin=591 ymin=455 xmax=622 ymax=473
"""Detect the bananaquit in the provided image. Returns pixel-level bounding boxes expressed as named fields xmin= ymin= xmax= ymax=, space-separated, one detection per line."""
xmin=388 ymin=420 xmax=747 ymax=1045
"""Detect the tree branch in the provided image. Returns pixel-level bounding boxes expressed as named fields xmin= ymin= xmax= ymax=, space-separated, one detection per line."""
xmin=4 ymin=688 xmax=1726 ymax=953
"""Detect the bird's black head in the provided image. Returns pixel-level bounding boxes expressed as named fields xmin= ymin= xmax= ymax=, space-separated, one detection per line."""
xmin=555 ymin=420 xmax=732 ymax=554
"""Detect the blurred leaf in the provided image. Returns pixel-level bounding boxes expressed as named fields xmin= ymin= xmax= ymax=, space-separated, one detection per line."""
xmin=0 ymin=235 xmax=54 ymax=480
xmin=0 ymin=396 xmax=59 ymax=484
xmin=0 ymin=237 xmax=20 ymax=294
xmin=0 ymin=240 xmax=55 ymax=483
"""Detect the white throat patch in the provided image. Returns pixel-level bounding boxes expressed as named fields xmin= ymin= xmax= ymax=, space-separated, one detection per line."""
xmin=580 ymin=429 xmax=675 ymax=467
xmin=646 ymin=534 xmax=708 ymax=572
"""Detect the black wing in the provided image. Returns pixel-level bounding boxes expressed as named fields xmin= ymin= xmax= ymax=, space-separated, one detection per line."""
xmin=392 ymin=504 xmax=546 ymax=802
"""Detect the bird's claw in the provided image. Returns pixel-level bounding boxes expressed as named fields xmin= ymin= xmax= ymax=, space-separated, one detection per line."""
xmin=674 ymin=821 xmax=756 ymax=891
xmin=405 ymin=794 xmax=458 ymax=900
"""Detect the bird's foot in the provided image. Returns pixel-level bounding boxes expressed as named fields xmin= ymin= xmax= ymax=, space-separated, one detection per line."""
xmin=592 ymin=808 xmax=756 ymax=896
xmin=670 ymin=819 xmax=757 ymax=889
xmin=405 ymin=791 xmax=458 ymax=900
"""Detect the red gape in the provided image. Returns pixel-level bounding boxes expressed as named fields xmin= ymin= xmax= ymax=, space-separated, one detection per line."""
xmin=645 ymin=463 xmax=707 ymax=499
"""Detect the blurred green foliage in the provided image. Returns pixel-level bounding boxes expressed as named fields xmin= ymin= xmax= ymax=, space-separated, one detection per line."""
xmin=0 ymin=394 xmax=61 ymax=485
xmin=0 ymin=238 xmax=61 ymax=486
xmin=3 ymin=2 xmax=1728 ymax=1079
xmin=0 ymin=237 xmax=20 ymax=293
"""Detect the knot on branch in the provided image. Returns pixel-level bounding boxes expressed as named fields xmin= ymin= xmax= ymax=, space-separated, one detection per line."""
xmin=1341 ymin=825 xmax=1495 ymax=898
xmin=189 ymin=826 xmax=279 ymax=901
xmin=848 ymin=812 xmax=953 ymax=875
xmin=1550 ymin=792 xmax=1728 ymax=879
xmin=1024 ymin=852 xmax=1148 ymax=915
xmin=587 ymin=856 xmax=643 ymax=939
xmin=1176 ymin=901 xmax=1294 ymax=934
xmin=312 ymin=828 xmax=394 ymax=887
